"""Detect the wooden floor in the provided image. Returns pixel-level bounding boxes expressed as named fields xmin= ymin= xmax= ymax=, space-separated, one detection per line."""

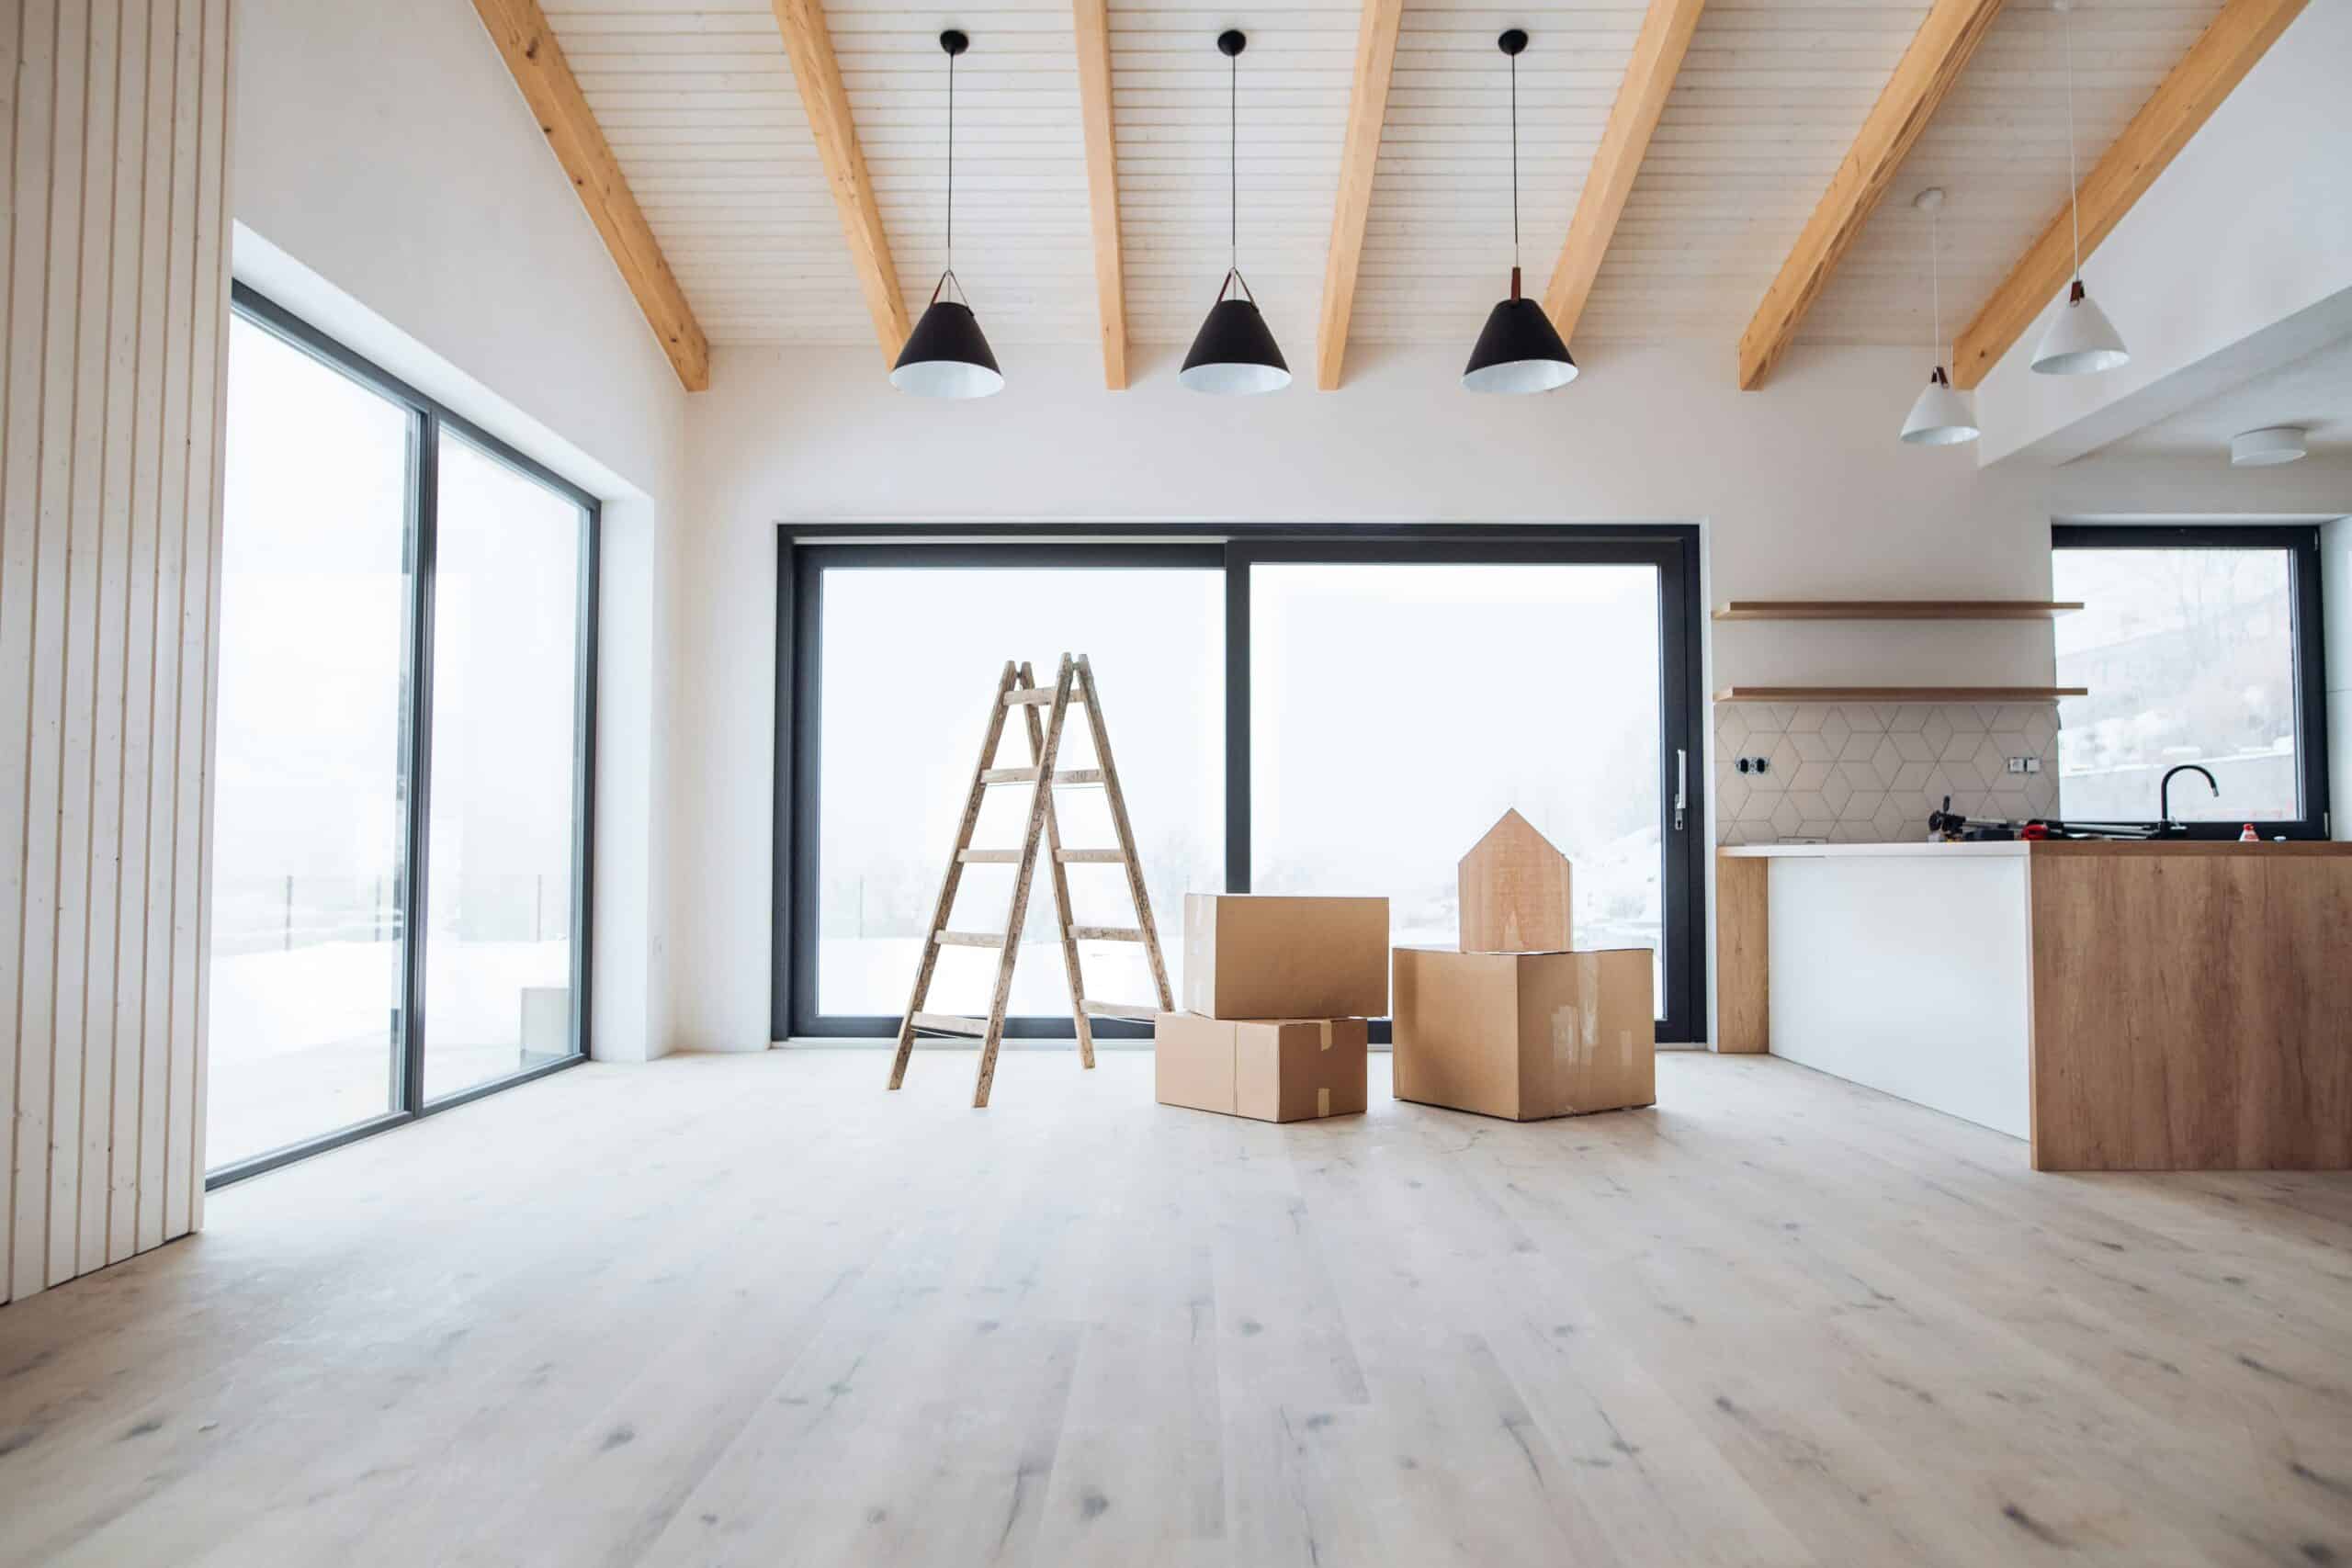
xmin=2 ymin=1049 xmax=2348 ymax=1568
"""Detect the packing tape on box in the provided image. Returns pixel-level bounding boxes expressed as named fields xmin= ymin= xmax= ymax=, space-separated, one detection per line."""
xmin=1318 ymin=1020 xmax=1332 ymax=1052
xmin=1317 ymin=1086 xmax=1330 ymax=1117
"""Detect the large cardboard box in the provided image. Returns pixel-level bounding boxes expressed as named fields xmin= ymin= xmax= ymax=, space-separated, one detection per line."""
xmin=1391 ymin=946 xmax=1654 ymax=1121
xmin=1181 ymin=894 xmax=1389 ymax=1021
xmin=1154 ymin=1013 xmax=1370 ymax=1122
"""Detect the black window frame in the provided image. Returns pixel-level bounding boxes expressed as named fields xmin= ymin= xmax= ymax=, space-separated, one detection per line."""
xmin=208 ymin=283 xmax=600 ymax=1189
xmin=2051 ymin=522 xmax=2330 ymax=840
xmin=775 ymin=525 xmax=1707 ymax=1044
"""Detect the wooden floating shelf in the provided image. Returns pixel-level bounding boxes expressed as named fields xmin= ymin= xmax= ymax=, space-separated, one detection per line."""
xmin=1713 ymin=600 xmax=2084 ymax=621
xmin=1713 ymin=686 xmax=2088 ymax=704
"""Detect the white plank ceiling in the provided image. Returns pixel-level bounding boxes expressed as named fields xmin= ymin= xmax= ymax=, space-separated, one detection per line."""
xmin=538 ymin=0 xmax=2225 ymax=355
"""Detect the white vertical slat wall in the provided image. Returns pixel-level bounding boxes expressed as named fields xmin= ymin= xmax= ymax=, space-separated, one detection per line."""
xmin=2 ymin=0 xmax=231 ymax=1305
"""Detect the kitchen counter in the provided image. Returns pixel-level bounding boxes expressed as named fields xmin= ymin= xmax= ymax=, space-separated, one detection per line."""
xmin=1721 ymin=840 xmax=2029 ymax=858
xmin=1724 ymin=839 xmax=2352 ymax=857
xmin=1716 ymin=840 xmax=2352 ymax=1170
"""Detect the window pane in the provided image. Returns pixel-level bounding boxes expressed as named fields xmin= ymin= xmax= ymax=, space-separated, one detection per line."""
xmin=422 ymin=433 xmax=584 ymax=1100
xmin=1251 ymin=563 xmax=1665 ymax=1014
xmin=815 ymin=566 xmax=1223 ymax=1018
xmin=2053 ymin=547 xmax=2300 ymax=822
xmin=208 ymin=316 xmax=413 ymax=1168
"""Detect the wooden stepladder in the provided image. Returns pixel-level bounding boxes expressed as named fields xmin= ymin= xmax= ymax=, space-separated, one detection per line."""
xmin=888 ymin=654 xmax=1173 ymax=1107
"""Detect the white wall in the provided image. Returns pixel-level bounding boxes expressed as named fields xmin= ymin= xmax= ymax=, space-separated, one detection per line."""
xmin=4 ymin=0 xmax=230 ymax=1302
xmin=1974 ymin=0 xmax=2352 ymax=467
xmin=678 ymin=339 xmax=2352 ymax=1050
xmin=232 ymin=0 xmax=689 ymax=1060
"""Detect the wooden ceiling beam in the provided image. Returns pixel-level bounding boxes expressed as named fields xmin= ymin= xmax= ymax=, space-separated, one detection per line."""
xmin=1071 ymin=0 xmax=1126 ymax=389
xmin=471 ymin=0 xmax=711 ymax=391
xmin=1951 ymin=0 xmax=2309 ymax=389
xmin=1313 ymin=0 xmax=1405 ymax=390
xmin=770 ymin=0 xmax=910 ymax=364
xmin=1735 ymin=0 xmax=2006 ymax=390
xmin=1543 ymin=0 xmax=1707 ymax=346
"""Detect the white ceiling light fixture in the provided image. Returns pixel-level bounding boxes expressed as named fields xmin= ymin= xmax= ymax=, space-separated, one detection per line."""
xmin=1900 ymin=187 xmax=1979 ymax=446
xmin=2230 ymin=426 xmax=2308 ymax=467
xmin=2031 ymin=0 xmax=2130 ymax=377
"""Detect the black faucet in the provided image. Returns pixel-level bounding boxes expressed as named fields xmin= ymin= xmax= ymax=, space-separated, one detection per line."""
xmin=2158 ymin=763 xmax=2218 ymax=832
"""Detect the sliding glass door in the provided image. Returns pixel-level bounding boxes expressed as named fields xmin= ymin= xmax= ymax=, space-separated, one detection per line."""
xmin=1241 ymin=552 xmax=1674 ymax=1021
xmin=209 ymin=312 xmax=417 ymax=1169
xmin=422 ymin=432 xmax=592 ymax=1101
xmin=207 ymin=287 xmax=598 ymax=1184
xmin=781 ymin=531 xmax=1704 ymax=1041
xmin=789 ymin=547 xmax=1225 ymax=1036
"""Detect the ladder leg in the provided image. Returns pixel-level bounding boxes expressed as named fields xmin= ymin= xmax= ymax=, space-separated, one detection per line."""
xmin=1074 ymin=654 xmax=1173 ymax=1011
xmin=891 ymin=660 xmax=1019 ymax=1089
xmin=1019 ymin=661 xmax=1094 ymax=1068
xmin=976 ymin=657 xmax=1076 ymax=1108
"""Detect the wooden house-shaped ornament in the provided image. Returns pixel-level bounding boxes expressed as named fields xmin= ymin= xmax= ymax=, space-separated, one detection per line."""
xmin=1458 ymin=809 xmax=1573 ymax=953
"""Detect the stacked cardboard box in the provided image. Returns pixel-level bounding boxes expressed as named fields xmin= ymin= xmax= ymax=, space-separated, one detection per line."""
xmin=1154 ymin=894 xmax=1386 ymax=1122
xmin=1391 ymin=812 xmax=1657 ymax=1122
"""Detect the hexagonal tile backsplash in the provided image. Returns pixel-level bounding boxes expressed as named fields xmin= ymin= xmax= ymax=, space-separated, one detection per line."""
xmin=1713 ymin=702 xmax=2060 ymax=844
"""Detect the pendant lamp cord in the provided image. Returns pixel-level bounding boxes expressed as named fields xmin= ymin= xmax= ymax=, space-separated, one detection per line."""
xmin=946 ymin=46 xmax=956 ymax=276
xmin=1228 ymin=49 xmax=1238 ymax=273
xmin=1929 ymin=201 xmax=1943 ymax=367
xmin=1510 ymin=49 xmax=1521 ymax=269
xmin=2063 ymin=3 xmax=2079 ymax=284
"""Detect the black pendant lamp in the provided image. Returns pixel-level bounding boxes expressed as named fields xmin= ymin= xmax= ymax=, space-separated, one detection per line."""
xmin=891 ymin=29 xmax=1003 ymax=399
xmin=1181 ymin=30 xmax=1289 ymax=394
xmin=1464 ymin=29 xmax=1576 ymax=394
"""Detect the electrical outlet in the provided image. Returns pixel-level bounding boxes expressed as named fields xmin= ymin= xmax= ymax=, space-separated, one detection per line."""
xmin=1734 ymin=754 xmax=1772 ymax=776
xmin=2005 ymin=756 xmax=2041 ymax=775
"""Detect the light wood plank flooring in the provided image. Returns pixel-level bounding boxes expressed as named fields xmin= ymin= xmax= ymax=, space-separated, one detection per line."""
xmin=2 ymin=1048 xmax=2348 ymax=1567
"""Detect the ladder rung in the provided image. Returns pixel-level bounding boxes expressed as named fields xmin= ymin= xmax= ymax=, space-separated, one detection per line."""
xmin=978 ymin=767 xmax=1105 ymax=786
xmin=957 ymin=850 xmax=1021 ymax=864
xmin=1056 ymin=849 xmax=1125 ymax=864
xmin=1069 ymin=926 xmax=1144 ymax=942
xmin=1080 ymin=998 xmax=1160 ymax=1021
xmin=909 ymin=1012 xmax=988 ymax=1037
xmin=1005 ymin=687 xmax=1077 ymax=706
xmin=933 ymin=931 xmax=1007 ymax=949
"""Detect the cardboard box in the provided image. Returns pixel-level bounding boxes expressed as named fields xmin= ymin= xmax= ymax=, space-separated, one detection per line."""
xmin=1391 ymin=946 xmax=1654 ymax=1122
xmin=1458 ymin=809 xmax=1573 ymax=953
xmin=1154 ymin=1012 xmax=1370 ymax=1122
xmin=1181 ymin=894 xmax=1389 ymax=1021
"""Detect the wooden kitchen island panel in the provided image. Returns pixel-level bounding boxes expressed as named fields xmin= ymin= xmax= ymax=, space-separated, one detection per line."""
xmin=2027 ymin=841 xmax=2352 ymax=1171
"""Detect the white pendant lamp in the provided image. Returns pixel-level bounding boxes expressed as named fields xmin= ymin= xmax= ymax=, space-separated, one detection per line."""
xmin=1463 ymin=29 xmax=1577 ymax=394
xmin=1181 ymin=31 xmax=1290 ymax=394
xmin=2030 ymin=0 xmax=2129 ymax=377
xmin=1900 ymin=187 xmax=1979 ymax=446
xmin=890 ymin=30 xmax=1004 ymax=399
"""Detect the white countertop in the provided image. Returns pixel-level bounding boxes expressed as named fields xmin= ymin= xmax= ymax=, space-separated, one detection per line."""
xmin=1719 ymin=840 xmax=2030 ymax=859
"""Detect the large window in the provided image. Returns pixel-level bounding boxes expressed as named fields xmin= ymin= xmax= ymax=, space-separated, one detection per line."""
xmin=1246 ymin=555 xmax=1667 ymax=1012
xmin=2053 ymin=525 xmax=2328 ymax=838
xmin=207 ymin=288 xmax=597 ymax=1184
xmin=209 ymin=312 xmax=415 ymax=1168
xmin=781 ymin=531 xmax=1704 ymax=1042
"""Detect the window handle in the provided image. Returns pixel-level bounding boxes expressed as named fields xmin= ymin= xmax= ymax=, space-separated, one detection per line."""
xmin=1674 ymin=748 xmax=1687 ymax=832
